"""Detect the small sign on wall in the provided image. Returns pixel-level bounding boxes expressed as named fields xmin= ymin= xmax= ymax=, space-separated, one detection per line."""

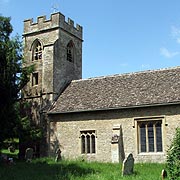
xmin=111 ymin=134 xmax=119 ymax=143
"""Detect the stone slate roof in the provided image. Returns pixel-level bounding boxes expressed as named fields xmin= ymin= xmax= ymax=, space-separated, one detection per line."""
xmin=49 ymin=67 xmax=180 ymax=113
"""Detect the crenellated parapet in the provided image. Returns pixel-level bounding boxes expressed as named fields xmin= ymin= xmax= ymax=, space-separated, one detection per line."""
xmin=23 ymin=12 xmax=83 ymax=40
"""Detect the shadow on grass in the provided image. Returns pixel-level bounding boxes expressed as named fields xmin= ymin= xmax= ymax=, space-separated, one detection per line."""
xmin=56 ymin=162 xmax=96 ymax=179
xmin=0 ymin=159 xmax=97 ymax=180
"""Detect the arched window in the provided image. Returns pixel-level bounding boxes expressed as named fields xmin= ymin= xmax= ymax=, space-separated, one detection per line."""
xmin=80 ymin=131 xmax=96 ymax=154
xmin=81 ymin=135 xmax=85 ymax=153
xmin=67 ymin=40 xmax=74 ymax=62
xmin=32 ymin=40 xmax=42 ymax=61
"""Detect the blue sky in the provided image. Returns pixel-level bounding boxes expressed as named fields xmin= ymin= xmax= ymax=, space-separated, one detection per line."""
xmin=1 ymin=0 xmax=180 ymax=78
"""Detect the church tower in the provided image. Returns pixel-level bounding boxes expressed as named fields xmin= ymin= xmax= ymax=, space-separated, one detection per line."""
xmin=22 ymin=12 xmax=83 ymax=156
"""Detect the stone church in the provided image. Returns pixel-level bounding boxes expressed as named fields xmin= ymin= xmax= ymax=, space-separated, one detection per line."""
xmin=23 ymin=12 xmax=180 ymax=163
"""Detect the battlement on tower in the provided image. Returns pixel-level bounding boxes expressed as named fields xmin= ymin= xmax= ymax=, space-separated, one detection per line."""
xmin=23 ymin=12 xmax=83 ymax=40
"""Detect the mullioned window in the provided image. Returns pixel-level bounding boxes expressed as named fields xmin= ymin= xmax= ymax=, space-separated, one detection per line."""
xmin=80 ymin=130 xmax=96 ymax=154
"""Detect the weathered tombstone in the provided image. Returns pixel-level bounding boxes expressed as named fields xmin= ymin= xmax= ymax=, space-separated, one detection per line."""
xmin=122 ymin=153 xmax=134 ymax=176
xmin=161 ymin=169 xmax=167 ymax=180
xmin=55 ymin=148 xmax=62 ymax=162
xmin=25 ymin=148 xmax=33 ymax=162
xmin=8 ymin=145 xmax=15 ymax=153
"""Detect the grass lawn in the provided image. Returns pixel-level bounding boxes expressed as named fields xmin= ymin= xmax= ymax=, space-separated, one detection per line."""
xmin=0 ymin=158 xmax=166 ymax=180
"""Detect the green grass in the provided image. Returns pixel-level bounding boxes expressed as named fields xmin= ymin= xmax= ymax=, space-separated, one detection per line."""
xmin=0 ymin=158 xmax=166 ymax=180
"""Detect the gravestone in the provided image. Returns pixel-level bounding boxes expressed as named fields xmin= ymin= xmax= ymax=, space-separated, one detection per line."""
xmin=55 ymin=148 xmax=62 ymax=162
xmin=8 ymin=145 xmax=15 ymax=153
xmin=161 ymin=169 xmax=167 ymax=180
xmin=122 ymin=153 xmax=134 ymax=176
xmin=25 ymin=148 xmax=33 ymax=162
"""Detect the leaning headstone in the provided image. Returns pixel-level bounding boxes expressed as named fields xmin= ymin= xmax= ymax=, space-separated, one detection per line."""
xmin=25 ymin=148 xmax=33 ymax=162
xmin=161 ymin=169 xmax=167 ymax=180
xmin=122 ymin=153 xmax=134 ymax=176
xmin=55 ymin=148 xmax=62 ymax=162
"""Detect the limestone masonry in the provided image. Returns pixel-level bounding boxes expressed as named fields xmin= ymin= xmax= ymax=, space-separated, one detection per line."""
xmin=23 ymin=12 xmax=180 ymax=163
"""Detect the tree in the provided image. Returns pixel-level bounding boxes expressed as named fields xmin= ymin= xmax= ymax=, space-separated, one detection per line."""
xmin=166 ymin=128 xmax=180 ymax=180
xmin=0 ymin=16 xmax=31 ymax=149
xmin=18 ymin=100 xmax=43 ymax=158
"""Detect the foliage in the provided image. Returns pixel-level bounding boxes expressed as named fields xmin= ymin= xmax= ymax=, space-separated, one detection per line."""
xmin=0 ymin=159 xmax=166 ymax=180
xmin=0 ymin=16 xmax=33 ymax=148
xmin=19 ymin=116 xmax=43 ymax=142
xmin=166 ymin=128 xmax=180 ymax=180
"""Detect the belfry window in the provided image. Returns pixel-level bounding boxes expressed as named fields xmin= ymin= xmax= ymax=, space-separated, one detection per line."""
xmin=33 ymin=41 xmax=42 ymax=61
xmin=67 ymin=40 xmax=74 ymax=62
xmin=138 ymin=120 xmax=163 ymax=153
xmin=80 ymin=131 xmax=96 ymax=154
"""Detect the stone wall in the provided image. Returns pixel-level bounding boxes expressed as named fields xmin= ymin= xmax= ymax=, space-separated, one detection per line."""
xmin=49 ymin=104 xmax=180 ymax=163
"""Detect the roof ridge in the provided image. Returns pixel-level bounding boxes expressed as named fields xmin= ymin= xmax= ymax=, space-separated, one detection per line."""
xmin=72 ymin=66 xmax=180 ymax=83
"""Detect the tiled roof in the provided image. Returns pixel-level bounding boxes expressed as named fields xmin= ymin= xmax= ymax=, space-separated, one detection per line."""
xmin=49 ymin=67 xmax=180 ymax=113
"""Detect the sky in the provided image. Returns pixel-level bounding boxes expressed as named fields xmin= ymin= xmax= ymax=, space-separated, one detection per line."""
xmin=1 ymin=0 xmax=180 ymax=79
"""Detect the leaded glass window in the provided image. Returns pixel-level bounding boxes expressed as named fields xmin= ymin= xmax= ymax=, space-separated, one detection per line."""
xmin=138 ymin=120 xmax=162 ymax=153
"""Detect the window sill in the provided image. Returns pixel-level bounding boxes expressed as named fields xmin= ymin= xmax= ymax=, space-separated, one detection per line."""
xmin=138 ymin=152 xmax=164 ymax=156
xmin=81 ymin=153 xmax=96 ymax=155
xmin=32 ymin=85 xmax=39 ymax=87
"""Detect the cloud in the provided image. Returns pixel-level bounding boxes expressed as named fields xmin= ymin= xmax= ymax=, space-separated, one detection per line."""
xmin=177 ymin=38 xmax=180 ymax=44
xmin=0 ymin=0 xmax=10 ymax=6
xmin=1 ymin=0 xmax=10 ymax=4
xmin=160 ymin=47 xmax=179 ymax=58
xmin=119 ymin=63 xmax=128 ymax=67
xmin=141 ymin=64 xmax=150 ymax=69
xmin=171 ymin=26 xmax=180 ymax=44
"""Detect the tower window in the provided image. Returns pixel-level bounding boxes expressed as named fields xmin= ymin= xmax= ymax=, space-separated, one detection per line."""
xmin=33 ymin=41 xmax=42 ymax=61
xmin=67 ymin=40 xmax=74 ymax=62
xmin=80 ymin=130 xmax=96 ymax=154
xmin=32 ymin=72 xmax=39 ymax=86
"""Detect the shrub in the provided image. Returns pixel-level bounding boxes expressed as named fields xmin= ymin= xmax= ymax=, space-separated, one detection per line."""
xmin=166 ymin=128 xmax=180 ymax=180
